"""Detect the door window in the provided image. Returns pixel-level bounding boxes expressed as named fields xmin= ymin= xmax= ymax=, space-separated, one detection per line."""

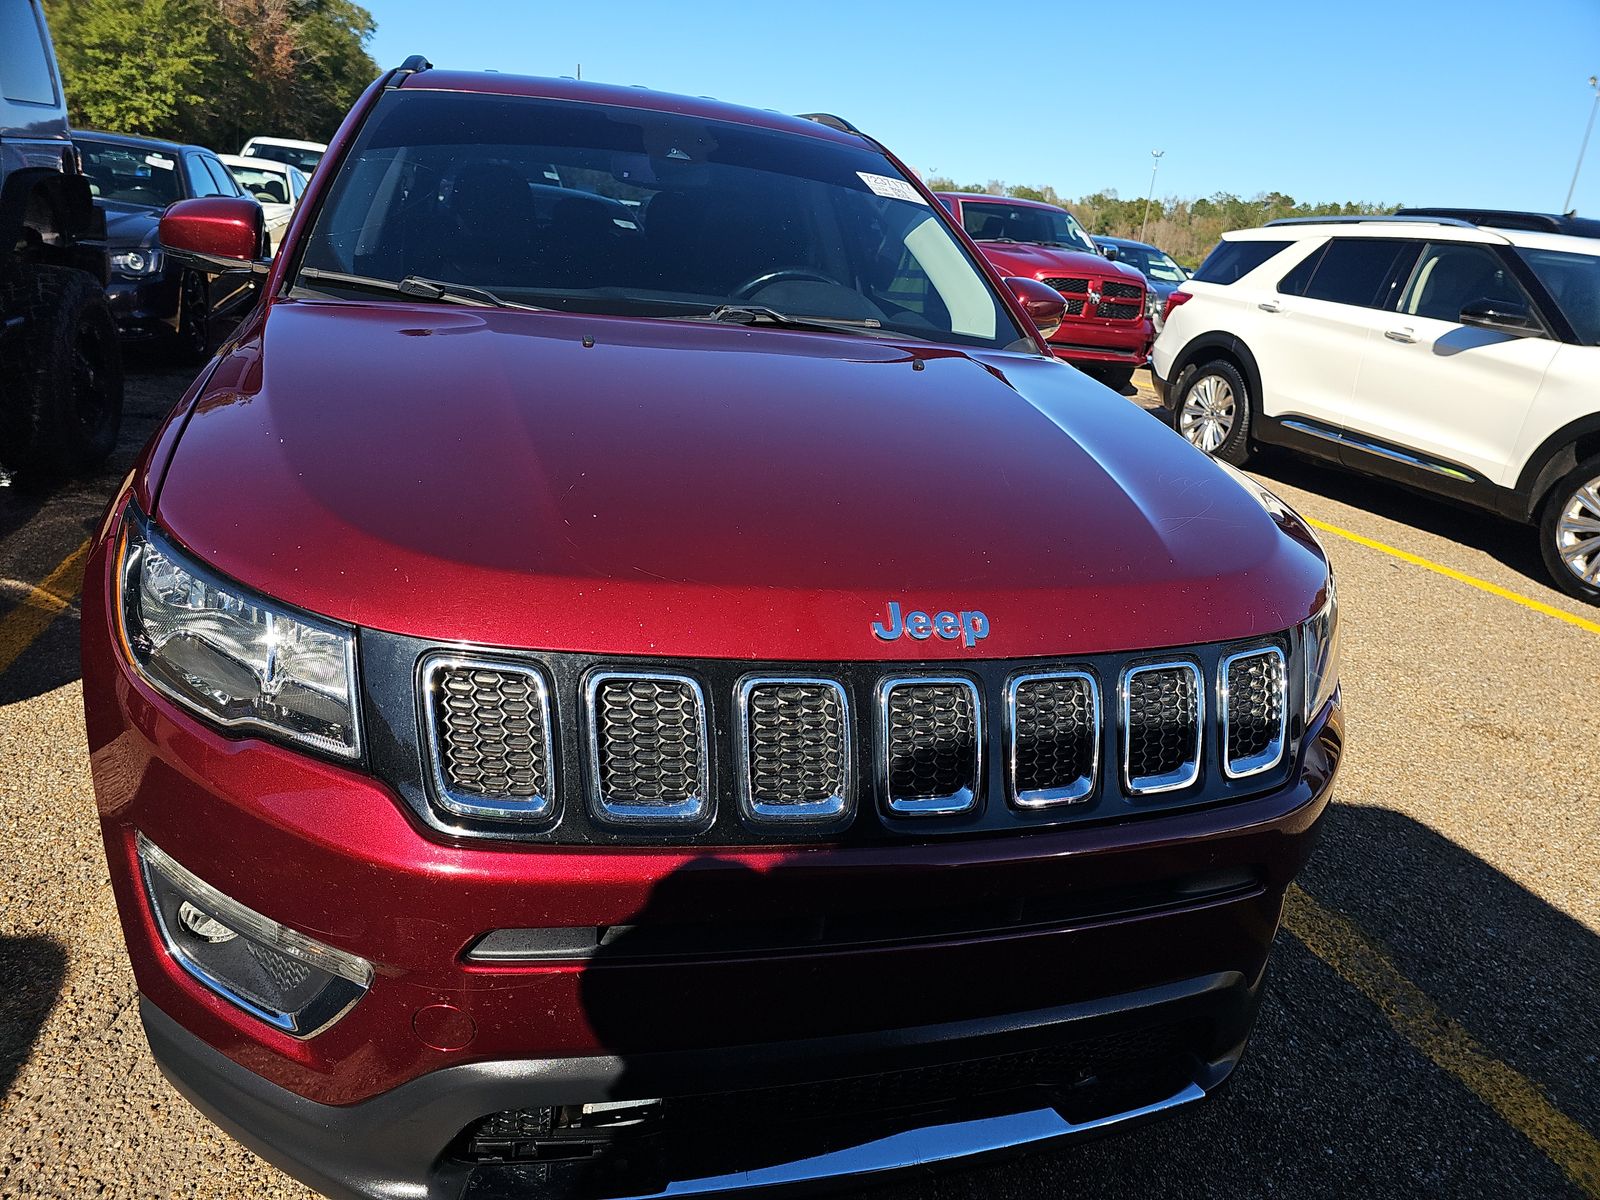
xmin=1295 ymin=238 xmax=1418 ymax=308
xmin=0 ymin=3 xmax=57 ymax=105
xmin=1399 ymin=242 xmax=1530 ymax=324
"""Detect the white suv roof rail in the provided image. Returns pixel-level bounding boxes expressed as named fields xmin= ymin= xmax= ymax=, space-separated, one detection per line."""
xmin=1264 ymin=215 xmax=1477 ymax=229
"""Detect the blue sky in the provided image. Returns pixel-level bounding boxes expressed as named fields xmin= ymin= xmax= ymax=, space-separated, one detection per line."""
xmin=368 ymin=0 xmax=1600 ymax=215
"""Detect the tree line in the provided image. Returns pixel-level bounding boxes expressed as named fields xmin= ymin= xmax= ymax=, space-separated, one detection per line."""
xmin=43 ymin=0 xmax=377 ymax=154
xmin=926 ymin=177 xmax=1398 ymax=267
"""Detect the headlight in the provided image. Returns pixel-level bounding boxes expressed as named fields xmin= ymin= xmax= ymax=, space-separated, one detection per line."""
xmin=109 ymin=248 xmax=164 ymax=276
xmin=1146 ymin=289 xmax=1163 ymax=320
xmin=1302 ymin=577 xmax=1341 ymax=722
xmin=117 ymin=508 xmax=361 ymax=758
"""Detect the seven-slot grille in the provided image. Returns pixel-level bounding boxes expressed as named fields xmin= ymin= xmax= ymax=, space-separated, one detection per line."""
xmin=1008 ymin=672 xmax=1099 ymax=807
xmin=422 ymin=656 xmax=554 ymax=821
xmin=587 ymin=673 xmax=708 ymax=824
xmin=737 ymin=678 xmax=851 ymax=823
xmin=417 ymin=644 xmax=1293 ymax=831
xmin=1121 ymin=662 xmax=1203 ymax=794
xmin=1222 ymin=647 xmax=1287 ymax=778
xmin=879 ymin=678 xmax=982 ymax=815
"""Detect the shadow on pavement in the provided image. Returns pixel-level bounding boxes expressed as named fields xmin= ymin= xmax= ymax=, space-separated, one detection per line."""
xmin=1248 ymin=450 xmax=1550 ymax=589
xmin=0 ymin=935 xmax=67 ymax=1101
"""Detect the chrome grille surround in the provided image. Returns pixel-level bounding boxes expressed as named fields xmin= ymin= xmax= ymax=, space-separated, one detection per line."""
xmin=1220 ymin=646 xmax=1287 ymax=779
xmin=736 ymin=677 xmax=853 ymax=824
xmin=1005 ymin=671 xmax=1100 ymax=808
xmin=585 ymin=671 xmax=709 ymax=826
xmin=420 ymin=654 xmax=555 ymax=822
xmin=1120 ymin=661 xmax=1204 ymax=795
xmin=877 ymin=676 xmax=982 ymax=816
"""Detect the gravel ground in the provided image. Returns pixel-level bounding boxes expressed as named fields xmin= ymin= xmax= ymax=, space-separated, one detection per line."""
xmin=0 ymin=365 xmax=1595 ymax=1199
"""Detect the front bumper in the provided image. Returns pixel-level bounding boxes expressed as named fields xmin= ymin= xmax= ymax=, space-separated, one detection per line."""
xmin=144 ymin=965 xmax=1255 ymax=1200
xmin=104 ymin=271 xmax=180 ymax=341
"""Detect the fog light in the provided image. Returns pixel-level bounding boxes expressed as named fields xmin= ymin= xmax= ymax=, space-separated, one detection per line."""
xmin=137 ymin=833 xmax=372 ymax=1037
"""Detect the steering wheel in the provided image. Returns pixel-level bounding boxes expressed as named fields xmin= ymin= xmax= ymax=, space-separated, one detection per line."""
xmin=730 ymin=268 xmax=840 ymax=300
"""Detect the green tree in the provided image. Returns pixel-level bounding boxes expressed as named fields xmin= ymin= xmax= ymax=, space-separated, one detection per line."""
xmin=47 ymin=0 xmax=216 ymax=136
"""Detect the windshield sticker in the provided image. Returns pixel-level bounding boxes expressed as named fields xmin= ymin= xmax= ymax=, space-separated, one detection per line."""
xmin=145 ymin=155 xmax=175 ymax=170
xmin=857 ymin=172 xmax=926 ymax=205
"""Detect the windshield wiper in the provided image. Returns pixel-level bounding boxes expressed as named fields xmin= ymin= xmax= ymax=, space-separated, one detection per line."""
xmin=296 ymin=268 xmax=545 ymax=311
xmin=700 ymin=305 xmax=895 ymax=337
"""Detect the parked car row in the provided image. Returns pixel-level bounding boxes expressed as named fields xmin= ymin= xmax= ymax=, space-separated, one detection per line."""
xmin=1153 ymin=208 xmax=1600 ymax=601
xmin=75 ymin=130 xmax=323 ymax=361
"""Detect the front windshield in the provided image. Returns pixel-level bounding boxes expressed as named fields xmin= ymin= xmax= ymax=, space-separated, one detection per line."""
xmin=1516 ymin=246 xmax=1600 ymax=346
xmin=247 ymin=144 xmax=324 ymax=174
xmin=960 ymin=201 xmax=1097 ymax=254
xmin=228 ymin=163 xmax=294 ymax=205
xmin=1110 ymin=242 xmax=1187 ymax=283
xmin=77 ymin=139 xmax=183 ymax=208
xmin=296 ymin=91 xmax=1022 ymax=350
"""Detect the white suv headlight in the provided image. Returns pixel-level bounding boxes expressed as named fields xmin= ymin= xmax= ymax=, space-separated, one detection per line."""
xmin=117 ymin=509 xmax=361 ymax=758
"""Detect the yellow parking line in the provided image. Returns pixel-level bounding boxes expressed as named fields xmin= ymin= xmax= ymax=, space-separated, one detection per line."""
xmin=0 ymin=539 xmax=91 ymax=678
xmin=1285 ymin=885 xmax=1600 ymax=1197
xmin=1304 ymin=517 xmax=1600 ymax=638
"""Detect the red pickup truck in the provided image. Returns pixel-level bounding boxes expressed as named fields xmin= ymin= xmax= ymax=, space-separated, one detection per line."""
xmin=937 ymin=192 xmax=1155 ymax=389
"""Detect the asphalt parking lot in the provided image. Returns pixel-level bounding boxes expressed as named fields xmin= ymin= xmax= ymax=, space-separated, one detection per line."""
xmin=0 ymin=362 xmax=1596 ymax=1200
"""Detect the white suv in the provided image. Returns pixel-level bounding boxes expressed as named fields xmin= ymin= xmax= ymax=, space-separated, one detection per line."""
xmin=1151 ymin=209 xmax=1600 ymax=602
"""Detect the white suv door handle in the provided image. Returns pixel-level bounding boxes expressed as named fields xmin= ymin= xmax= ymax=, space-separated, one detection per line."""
xmin=1258 ymin=301 xmax=1281 ymax=313
xmin=1385 ymin=327 xmax=1417 ymax=344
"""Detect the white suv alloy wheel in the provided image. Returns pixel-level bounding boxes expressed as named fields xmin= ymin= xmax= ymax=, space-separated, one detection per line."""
xmin=1180 ymin=374 xmax=1236 ymax=453
xmin=1555 ymin=474 xmax=1600 ymax=587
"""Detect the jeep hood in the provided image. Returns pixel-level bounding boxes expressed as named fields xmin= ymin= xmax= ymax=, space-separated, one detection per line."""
xmin=153 ymin=301 xmax=1328 ymax=660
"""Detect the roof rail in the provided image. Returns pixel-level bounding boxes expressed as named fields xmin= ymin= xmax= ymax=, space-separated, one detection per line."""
xmin=1264 ymin=214 xmax=1477 ymax=229
xmin=797 ymin=112 xmax=862 ymax=135
xmin=1395 ymin=206 xmax=1600 ymax=236
xmin=388 ymin=54 xmax=432 ymax=85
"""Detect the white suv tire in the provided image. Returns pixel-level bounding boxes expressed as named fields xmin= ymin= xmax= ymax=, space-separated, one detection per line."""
xmin=1174 ymin=360 xmax=1253 ymax=466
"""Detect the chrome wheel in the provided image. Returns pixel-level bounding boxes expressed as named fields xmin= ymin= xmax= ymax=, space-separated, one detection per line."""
xmin=1179 ymin=374 xmax=1236 ymax=453
xmin=1554 ymin=475 xmax=1600 ymax=586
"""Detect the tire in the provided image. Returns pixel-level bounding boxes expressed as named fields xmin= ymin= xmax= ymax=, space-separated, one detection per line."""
xmin=0 ymin=264 xmax=124 ymax=481
xmin=1174 ymin=359 xmax=1252 ymax=465
xmin=1087 ymin=364 xmax=1136 ymax=392
xmin=169 ymin=270 xmax=212 ymax=365
xmin=1538 ymin=455 xmax=1600 ymax=604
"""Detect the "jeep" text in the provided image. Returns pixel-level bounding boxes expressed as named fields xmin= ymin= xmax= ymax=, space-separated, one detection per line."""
xmin=870 ymin=601 xmax=990 ymax=648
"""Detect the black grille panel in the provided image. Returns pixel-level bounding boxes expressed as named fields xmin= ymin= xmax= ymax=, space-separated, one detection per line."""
xmin=1224 ymin=649 xmax=1286 ymax=776
xmin=1101 ymin=280 xmax=1143 ymax=300
xmin=590 ymin=674 xmax=707 ymax=823
xmin=882 ymin=679 xmax=980 ymax=814
xmin=1042 ymin=276 xmax=1090 ymax=294
xmin=424 ymin=658 xmax=553 ymax=820
xmin=1096 ymin=301 xmax=1142 ymax=320
xmin=1062 ymin=298 xmax=1086 ymax=316
xmin=1123 ymin=664 xmax=1202 ymax=793
xmin=741 ymin=679 xmax=850 ymax=821
xmin=1010 ymin=673 xmax=1098 ymax=806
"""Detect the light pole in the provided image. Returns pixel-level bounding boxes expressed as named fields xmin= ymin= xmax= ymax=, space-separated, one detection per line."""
xmin=1140 ymin=150 xmax=1165 ymax=243
xmin=1564 ymin=76 xmax=1600 ymax=214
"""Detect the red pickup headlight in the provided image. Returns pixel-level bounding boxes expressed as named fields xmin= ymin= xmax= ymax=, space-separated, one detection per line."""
xmin=1162 ymin=290 xmax=1193 ymax=323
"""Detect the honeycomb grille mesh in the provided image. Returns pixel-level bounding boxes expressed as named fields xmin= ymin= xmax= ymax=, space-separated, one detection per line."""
xmin=745 ymin=683 xmax=846 ymax=806
xmin=885 ymin=683 xmax=978 ymax=803
xmin=432 ymin=665 xmax=549 ymax=802
xmin=1125 ymin=666 xmax=1200 ymax=788
xmin=1042 ymin=276 xmax=1090 ymax=293
xmin=1225 ymin=650 xmax=1285 ymax=771
xmin=595 ymin=677 xmax=703 ymax=804
xmin=1101 ymin=280 xmax=1143 ymax=300
xmin=1012 ymin=675 xmax=1097 ymax=802
xmin=1097 ymin=302 xmax=1142 ymax=320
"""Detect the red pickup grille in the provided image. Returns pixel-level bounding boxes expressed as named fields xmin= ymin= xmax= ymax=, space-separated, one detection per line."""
xmin=1040 ymin=274 xmax=1145 ymax=323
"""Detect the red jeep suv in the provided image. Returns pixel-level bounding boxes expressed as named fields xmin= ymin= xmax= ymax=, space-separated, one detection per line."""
xmin=82 ymin=59 xmax=1342 ymax=1200
xmin=936 ymin=193 xmax=1156 ymax=390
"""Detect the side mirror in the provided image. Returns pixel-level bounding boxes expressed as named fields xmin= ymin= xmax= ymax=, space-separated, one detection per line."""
xmin=1458 ymin=298 xmax=1541 ymax=337
xmin=159 ymin=197 xmax=270 ymax=275
xmin=1100 ymin=245 xmax=1119 ymax=262
xmin=1005 ymin=277 xmax=1068 ymax=340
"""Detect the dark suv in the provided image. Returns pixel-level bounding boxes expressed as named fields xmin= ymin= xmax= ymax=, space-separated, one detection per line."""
xmin=83 ymin=60 xmax=1342 ymax=1200
xmin=0 ymin=0 xmax=122 ymax=482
